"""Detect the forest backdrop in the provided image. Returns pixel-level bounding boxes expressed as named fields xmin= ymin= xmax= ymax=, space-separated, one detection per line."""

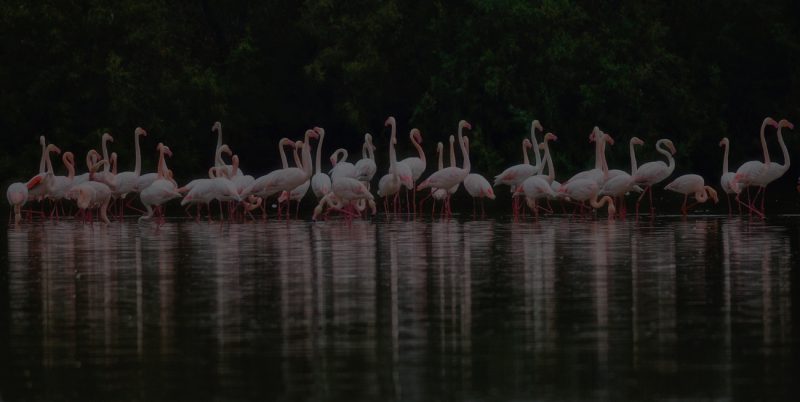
xmin=1 ymin=0 xmax=799 ymax=191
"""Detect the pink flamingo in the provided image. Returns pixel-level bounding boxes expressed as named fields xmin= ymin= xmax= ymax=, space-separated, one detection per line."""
xmin=462 ymin=136 xmax=496 ymax=217
xmin=417 ymin=120 xmax=472 ymax=202
xmin=139 ymin=143 xmax=181 ymax=223
xmin=311 ymin=126 xmax=332 ymax=198
xmin=731 ymin=117 xmax=779 ymax=216
xmin=632 ymin=138 xmax=677 ymax=218
xmin=399 ymin=128 xmax=426 ymax=213
xmin=664 ymin=174 xmax=719 ymax=215
xmin=598 ymin=137 xmax=644 ymax=218
xmin=718 ymin=137 xmax=741 ymax=215
xmin=518 ymin=133 xmax=559 ymax=218
xmin=354 ymin=133 xmax=377 ymax=187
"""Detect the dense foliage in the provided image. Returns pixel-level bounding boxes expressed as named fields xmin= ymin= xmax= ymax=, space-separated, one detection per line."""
xmin=2 ymin=0 xmax=798 ymax=187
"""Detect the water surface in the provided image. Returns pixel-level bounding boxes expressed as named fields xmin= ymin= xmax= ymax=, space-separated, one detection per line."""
xmin=1 ymin=217 xmax=799 ymax=401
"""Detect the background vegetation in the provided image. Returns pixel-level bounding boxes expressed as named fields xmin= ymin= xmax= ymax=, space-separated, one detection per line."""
xmin=2 ymin=0 xmax=798 ymax=190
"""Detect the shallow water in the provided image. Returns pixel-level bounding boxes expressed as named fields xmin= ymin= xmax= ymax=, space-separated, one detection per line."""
xmin=1 ymin=216 xmax=799 ymax=401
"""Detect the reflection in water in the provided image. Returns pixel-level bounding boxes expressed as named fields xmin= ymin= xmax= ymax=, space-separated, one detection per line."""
xmin=1 ymin=217 xmax=798 ymax=401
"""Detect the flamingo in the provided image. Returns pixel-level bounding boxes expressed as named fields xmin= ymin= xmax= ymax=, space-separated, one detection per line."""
xmin=377 ymin=124 xmax=412 ymax=214
xmin=399 ymin=128 xmax=425 ymax=213
xmin=417 ymin=120 xmax=471 ymax=196
xmin=493 ymin=138 xmax=536 ymax=192
xmin=354 ymin=133 xmax=377 ymax=187
xmin=598 ymin=137 xmax=645 ymax=218
xmin=69 ymin=159 xmax=114 ymax=224
xmin=731 ymin=117 xmax=779 ymax=216
xmin=518 ymin=133 xmax=559 ymax=218
xmin=6 ymin=182 xmax=28 ymax=225
xmin=278 ymin=140 xmax=311 ymax=218
xmin=632 ymin=138 xmax=677 ymax=217
xmin=243 ymin=129 xmax=317 ymax=201
xmin=568 ymin=127 xmax=613 ymax=186
xmin=756 ymin=119 xmax=793 ymax=211
xmin=718 ymin=137 xmax=741 ymax=215
xmin=110 ymin=127 xmax=147 ymax=215
xmin=311 ymin=126 xmax=332 ymax=198
xmin=330 ymin=148 xmax=357 ymax=180
xmin=558 ymin=178 xmax=616 ymax=219
xmin=92 ymin=132 xmax=116 ymax=187
xmin=383 ymin=117 xmax=415 ymax=211
xmin=27 ymin=142 xmax=60 ymax=203
xmin=139 ymin=143 xmax=181 ymax=223
xmin=428 ymin=142 xmax=449 ymax=215
xmin=665 ymin=174 xmax=719 ymax=215
xmin=462 ymin=136 xmax=495 ymax=217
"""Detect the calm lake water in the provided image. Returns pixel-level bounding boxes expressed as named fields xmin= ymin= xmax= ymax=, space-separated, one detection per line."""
xmin=1 ymin=216 xmax=799 ymax=401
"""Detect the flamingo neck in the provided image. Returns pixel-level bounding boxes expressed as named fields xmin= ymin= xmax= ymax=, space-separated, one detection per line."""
xmin=590 ymin=195 xmax=615 ymax=216
xmin=437 ymin=144 xmax=444 ymax=170
xmin=293 ymin=145 xmax=302 ymax=168
xmin=450 ymin=138 xmax=456 ymax=167
xmin=776 ymin=127 xmax=789 ymax=171
xmin=64 ymin=155 xmax=75 ymax=180
xmin=629 ymin=139 xmax=639 ymax=175
xmin=38 ymin=138 xmax=46 ymax=174
xmin=367 ymin=140 xmax=375 ymax=161
xmin=316 ymin=131 xmax=325 ymax=174
xmin=279 ymin=140 xmax=289 ymax=169
xmin=543 ymin=140 xmax=555 ymax=181
xmin=458 ymin=124 xmax=470 ymax=173
xmin=530 ymin=122 xmax=542 ymax=170
xmin=215 ymin=127 xmax=223 ymax=167
xmin=594 ymin=131 xmax=603 ymax=170
xmin=721 ymin=141 xmax=729 ymax=174
xmin=390 ymin=130 xmax=398 ymax=180
xmin=302 ymin=131 xmax=313 ymax=178
xmin=134 ymin=132 xmax=142 ymax=175
xmin=759 ymin=119 xmax=771 ymax=164
xmin=102 ymin=136 xmax=111 ymax=172
xmin=656 ymin=140 xmax=675 ymax=174
xmin=157 ymin=150 xmax=165 ymax=179
xmin=522 ymin=140 xmax=530 ymax=165
xmin=361 ymin=140 xmax=368 ymax=160
xmin=412 ymin=133 xmax=425 ymax=163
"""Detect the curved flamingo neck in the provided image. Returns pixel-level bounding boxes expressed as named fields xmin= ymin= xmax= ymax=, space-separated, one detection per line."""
xmin=759 ymin=119 xmax=771 ymax=164
xmin=776 ymin=126 xmax=789 ymax=171
xmin=63 ymin=154 xmax=75 ymax=180
xmin=721 ymin=140 xmax=729 ymax=174
xmin=101 ymin=135 xmax=111 ymax=172
xmin=542 ymin=139 xmax=555 ymax=181
xmin=656 ymin=140 xmax=675 ymax=174
xmin=315 ymin=130 xmax=325 ymax=174
xmin=411 ymin=132 xmax=425 ymax=163
xmin=279 ymin=140 xmax=289 ymax=169
xmin=630 ymin=139 xmax=640 ymax=175
xmin=530 ymin=122 xmax=542 ymax=169
xmin=458 ymin=122 xmax=470 ymax=173
xmin=292 ymin=145 xmax=302 ymax=167
xmin=522 ymin=140 xmax=530 ymax=165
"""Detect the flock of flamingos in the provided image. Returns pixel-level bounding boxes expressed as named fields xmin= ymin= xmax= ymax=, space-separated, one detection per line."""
xmin=4 ymin=116 xmax=796 ymax=226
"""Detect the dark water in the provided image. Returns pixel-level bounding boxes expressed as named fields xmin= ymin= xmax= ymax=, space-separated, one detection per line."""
xmin=1 ymin=216 xmax=799 ymax=401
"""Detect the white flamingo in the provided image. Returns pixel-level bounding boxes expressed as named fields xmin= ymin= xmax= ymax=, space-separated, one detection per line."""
xmin=632 ymin=138 xmax=677 ymax=217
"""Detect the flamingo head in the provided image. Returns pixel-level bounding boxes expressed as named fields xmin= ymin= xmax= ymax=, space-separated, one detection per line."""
xmin=39 ymin=135 xmax=46 ymax=146
xmin=219 ymin=144 xmax=232 ymax=156
xmin=365 ymin=132 xmax=372 ymax=143
xmin=47 ymin=144 xmax=61 ymax=155
xmin=305 ymin=129 xmax=319 ymax=141
xmin=764 ymin=117 xmax=779 ymax=128
xmin=631 ymin=136 xmax=644 ymax=146
xmin=664 ymin=139 xmax=677 ymax=155
xmin=532 ymin=120 xmax=543 ymax=132
xmin=88 ymin=149 xmax=102 ymax=162
xmin=706 ymin=187 xmax=719 ymax=204
xmin=603 ymin=132 xmax=615 ymax=145
xmin=485 ymin=187 xmax=496 ymax=200
xmin=437 ymin=142 xmax=443 ymax=152
xmin=544 ymin=132 xmax=558 ymax=143
xmin=410 ymin=128 xmax=422 ymax=144
xmin=278 ymin=191 xmax=289 ymax=203
xmin=102 ymin=133 xmax=114 ymax=143
xmin=135 ymin=127 xmax=147 ymax=137
xmin=719 ymin=137 xmax=728 ymax=147
xmin=384 ymin=116 xmax=396 ymax=127
xmin=162 ymin=146 xmax=173 ymax=158
xmin=400 ymin=175 xmax=414 ymax=188
xmin=523 ymin=138 xmax=533 ymax=150
xmin=779 ymin=119 xmax=794 ymax=130
xmin=295 ymin=140 xmax=304 ymax=150
xmin=212 ymin=121 xmax=221 ymax=132
xmin=63 ymin=151 xmax=74 ymax=164
xmin=459 ymin=120 xmax=472 ymax=131
xmin=75 ymin=187 xmax=94 ymax=209
xmin=589 ymin=126 xmax=601 ymax=142
xmin=313 ymin=126 xmax=325 ymax=137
